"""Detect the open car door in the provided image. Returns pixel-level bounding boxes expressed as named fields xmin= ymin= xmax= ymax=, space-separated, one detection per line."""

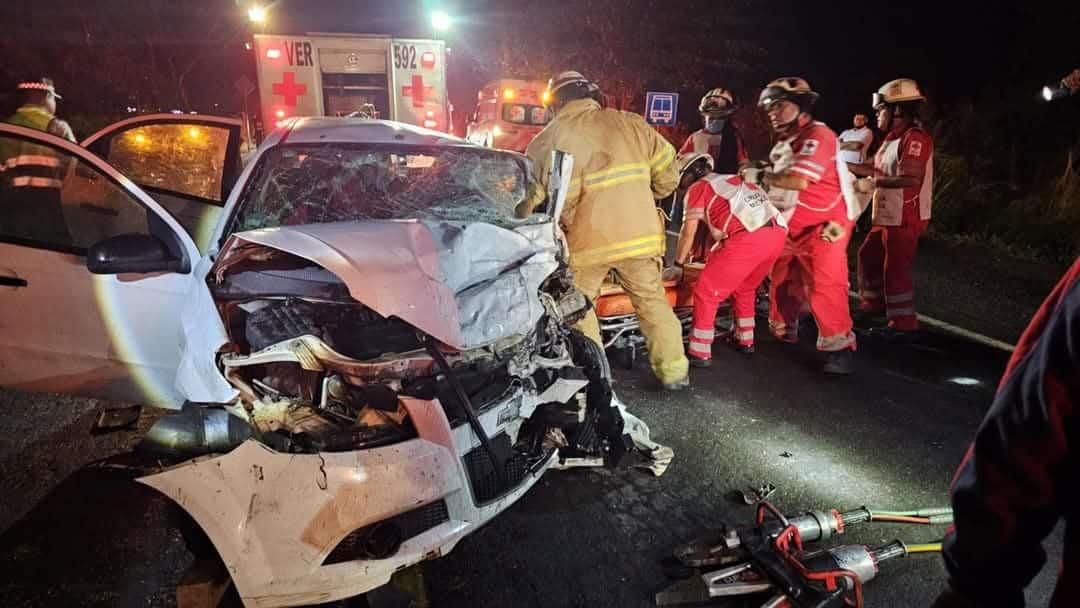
xmin=82 ymin=114 xmax=244 ymax=254
xmin=0 ymin=122 xmax=220 ymax=408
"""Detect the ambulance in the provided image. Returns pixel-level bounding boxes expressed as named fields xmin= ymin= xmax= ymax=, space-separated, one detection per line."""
xmin=466 ymin=79 xmax=551 ymax=152
xmin=253 ymin=34 xmax=449 ymax=134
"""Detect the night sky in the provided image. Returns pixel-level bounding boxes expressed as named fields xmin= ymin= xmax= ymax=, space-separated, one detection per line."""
xmin=268 ymin=0 xmax=1080 ymax=131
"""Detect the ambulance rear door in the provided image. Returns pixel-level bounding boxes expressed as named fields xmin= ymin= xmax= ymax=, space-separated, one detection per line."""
xmin=315 ymin=37 xmax=392 ymax=120
xmin=254 ymin=34 xmax=321 ymax=130
xmin=389 ymin=39 xmax=448 ymax=131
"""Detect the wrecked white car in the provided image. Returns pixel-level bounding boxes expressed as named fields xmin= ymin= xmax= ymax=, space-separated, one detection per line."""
xmin=0 ymin=117 xmax=656 ymax=605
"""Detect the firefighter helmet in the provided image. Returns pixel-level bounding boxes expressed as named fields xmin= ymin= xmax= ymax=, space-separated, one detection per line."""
xmin=699 ymin=88 xmax=737 ymax=117
xmin=546 ymin=70 xmax=601 ymax=108
xmin=873 ymin=78 xmax=925 ymax=108
xmin=677 ymin=151 xmax=714 ymax=180
xmin=17 ymin=77 xmax=61 ymax=99
xmin=757 ymin=77 xmax=819 ymax=111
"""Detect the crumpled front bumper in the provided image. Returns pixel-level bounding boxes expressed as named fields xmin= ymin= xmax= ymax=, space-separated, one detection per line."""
xmin=140 ymin=396 xmax=551 ymax=607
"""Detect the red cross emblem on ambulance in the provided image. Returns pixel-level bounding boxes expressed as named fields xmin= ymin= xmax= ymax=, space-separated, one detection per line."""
xmin=402 ymin=75 xmax=435 ymax=108
xmin=272 ymin=72 xmax=308 ymax=107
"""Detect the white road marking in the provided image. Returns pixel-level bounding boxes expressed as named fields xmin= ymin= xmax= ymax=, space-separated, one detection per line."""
xmin=847 ymin=290 xmax=1015 ymax=353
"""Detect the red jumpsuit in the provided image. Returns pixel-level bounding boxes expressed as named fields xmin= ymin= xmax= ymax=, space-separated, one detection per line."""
xmin=767 ymin=121 xmax=856 ymax=352
xmin=856 ymin=126 xmax=934 ymax=331
xmin=686 ymin=175 xmax=787 ymax=360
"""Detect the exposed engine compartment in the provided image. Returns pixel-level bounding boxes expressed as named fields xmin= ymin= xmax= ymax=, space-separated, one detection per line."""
xmin=142 ymin=221 xmax=633 ymax=499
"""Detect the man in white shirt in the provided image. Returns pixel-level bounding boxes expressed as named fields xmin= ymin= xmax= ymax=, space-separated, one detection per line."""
xmin=838 ymin=113 xmax=873 ymax=165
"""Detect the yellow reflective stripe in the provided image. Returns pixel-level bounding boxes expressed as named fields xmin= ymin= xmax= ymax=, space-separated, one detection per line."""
xmin=650 ymin=145 xmax=675 ymax=171
xmin=572 ymin=234 xmax=664 ymax=266
xmin=588 ymin=172 xmax=650 ymax=191
xmin=583 ymin=162 xmax=649 ymax=186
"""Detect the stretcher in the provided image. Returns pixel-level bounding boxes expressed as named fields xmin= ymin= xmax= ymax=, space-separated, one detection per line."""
xmin=596 ymin=262 xmax=735 ymax=368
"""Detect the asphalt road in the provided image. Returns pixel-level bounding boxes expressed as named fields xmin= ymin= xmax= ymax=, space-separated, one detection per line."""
xmin=0 ymin=316 xmax=1065 ymax=607
xmin=0 ymin=236 xmax=1069 ymax=607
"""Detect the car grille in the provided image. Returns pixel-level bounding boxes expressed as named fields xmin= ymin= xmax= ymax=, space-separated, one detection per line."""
xmin=462 ymin=433 xmax=532 ymax=504
xmin=323 ymin=500 xmax=450 ymax=565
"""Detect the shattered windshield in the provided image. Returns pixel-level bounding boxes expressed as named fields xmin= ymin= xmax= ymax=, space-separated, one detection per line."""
xmin=229 ymin=144 xmax=542 ymax=233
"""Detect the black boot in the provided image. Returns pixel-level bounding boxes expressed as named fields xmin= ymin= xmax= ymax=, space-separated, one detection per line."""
xmin=823 ymin=349 xmax=854 ymax=375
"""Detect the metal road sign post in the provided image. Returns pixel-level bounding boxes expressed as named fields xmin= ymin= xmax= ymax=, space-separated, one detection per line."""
xmin=645 ymin=91 xmax=678 ymax=126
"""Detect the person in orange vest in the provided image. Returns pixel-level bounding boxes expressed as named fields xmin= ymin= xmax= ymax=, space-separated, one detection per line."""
xmin=742 ymin=77 xmax=856 ymax=374
xmin=672 ymin=152 xmax=787 ymax=364
xmin=521 ymin=71 xmax=688 ymax=390
xmin=679 ymin=88 xmax=748 ymax=175
xmin=1 ymin=77 xmax=76 ymax=245
xmin=850 ymin=78 xmax=934 ymax=336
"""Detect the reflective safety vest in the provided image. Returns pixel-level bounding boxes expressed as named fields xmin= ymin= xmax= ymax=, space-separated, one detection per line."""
xmin=525 ymin=98 xmax=679 ymax=267
xmin=700 ymin=173 xmax=785 ymax=234
xmin=1 ymin=105 xmax=72 ymax=189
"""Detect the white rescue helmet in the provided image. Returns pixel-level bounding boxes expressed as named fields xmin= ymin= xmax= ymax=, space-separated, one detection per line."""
xmin=758 ymin=77 xmax=819 ymax=111
xmin=699 ymin=87 xmax=737 ymax=117
xmin=677 ymin=151 xmax=714 ymax=181
xmin=873 ymin=78 xmax=925 ymax=108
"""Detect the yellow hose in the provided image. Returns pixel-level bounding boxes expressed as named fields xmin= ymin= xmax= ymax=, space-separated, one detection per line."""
xmin=906 ymin=543 xmax=943 ymax=554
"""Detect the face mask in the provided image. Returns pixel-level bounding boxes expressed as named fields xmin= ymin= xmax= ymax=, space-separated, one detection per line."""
xmin=704 ymin=117 xmax=726 ymax=133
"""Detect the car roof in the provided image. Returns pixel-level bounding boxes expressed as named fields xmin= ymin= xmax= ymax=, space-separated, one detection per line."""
xmin=281 ymin=117 xmax=472 ymax=147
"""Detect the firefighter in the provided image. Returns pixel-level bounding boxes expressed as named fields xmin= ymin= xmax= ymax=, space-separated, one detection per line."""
xmin=679 ymin=88 xmax=748 ymax=174
xmin=742 ymin=77 xmax=856 ymax=374
xmin=672 ymin=152 xmax=787 ymax=364
xmin=1 ymin=77 xmax=75 ymax=245
xmin=930 ymin=257 xmax=1080 ymax=608
xmin=520 ymin=71 xmax=688 ymax=390
xmin=850 ymin=78 xmax=933 ymax=334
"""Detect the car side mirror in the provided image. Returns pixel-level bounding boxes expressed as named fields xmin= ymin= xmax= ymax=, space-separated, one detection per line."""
xmin=86 ymin=233 xmax=183 ymax=275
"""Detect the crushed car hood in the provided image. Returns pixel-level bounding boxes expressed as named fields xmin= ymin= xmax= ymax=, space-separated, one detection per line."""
xmin=213 ymin=219 xmax=560 ymax=350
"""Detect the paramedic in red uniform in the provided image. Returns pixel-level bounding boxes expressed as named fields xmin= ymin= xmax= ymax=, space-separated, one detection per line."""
xmin=931 ymin=257 xmax=1080 ymax=608
xmin=679 ymin=88 xmax=748 ymax=174
xmin=850 ymin=78 xmax=933 ymax=334
xmin=672 ymin=152 xmax=787 ymax=365
xmin=742 ymin=77 xmax=856 ymax=374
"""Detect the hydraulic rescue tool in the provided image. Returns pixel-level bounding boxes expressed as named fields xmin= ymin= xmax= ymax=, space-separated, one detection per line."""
xmin=657 ymin=501 xmax=949 ymax=607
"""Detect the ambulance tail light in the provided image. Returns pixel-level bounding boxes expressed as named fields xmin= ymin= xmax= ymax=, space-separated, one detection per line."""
xmin=421 ymin=51 xmax=436 ymax=69
xmin=423 ymin=119 xmax=438 ymax=129
xmin=426 ymin=110 xmax=435 ymax=119
xmin=275 ymin=109 xmax=286 ymax=119
xmin=503 ymin=88 xmax=515 ymax=101
xmin=265 ymin=48 xmax=281 ymax=60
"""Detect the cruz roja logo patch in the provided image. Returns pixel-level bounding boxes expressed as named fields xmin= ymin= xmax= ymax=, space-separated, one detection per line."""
xmin=799 ymin=139 xmax=820 ymax=156
xmin=907 ymin=140 xmax=924 ymax=158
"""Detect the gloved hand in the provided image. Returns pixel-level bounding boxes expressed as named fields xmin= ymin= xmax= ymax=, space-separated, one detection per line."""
xmin=769 ymin=141 xmax=795 ymax=173
xmin=662 ymin=266 xmax=684 ymax=283
xmin=1064 ymin=68 xmax=1080 ymax=93
xmin=820 ymin=220 xmax=847 ymax=243
xmin=740 ymin=166 xmax=765 ymax=188
xmin=854 ymin=177 xmax=875 ymax=194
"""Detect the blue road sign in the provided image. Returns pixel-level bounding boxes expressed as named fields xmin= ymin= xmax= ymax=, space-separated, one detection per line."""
xmin=645 ymin=91 xmax=678 ymax=126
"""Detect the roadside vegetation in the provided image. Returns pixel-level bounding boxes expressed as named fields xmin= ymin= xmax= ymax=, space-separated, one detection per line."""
xmin=930 ymin=95 xmax=1080 ymax=264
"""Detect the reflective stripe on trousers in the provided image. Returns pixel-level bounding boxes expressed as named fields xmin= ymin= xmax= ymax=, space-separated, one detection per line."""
xmin=12 ymin=176 xmax=63 ymax=188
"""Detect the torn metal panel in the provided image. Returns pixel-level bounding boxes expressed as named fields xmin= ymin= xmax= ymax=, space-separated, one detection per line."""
xmin=216 ymin=219 xmax=558 ymax=350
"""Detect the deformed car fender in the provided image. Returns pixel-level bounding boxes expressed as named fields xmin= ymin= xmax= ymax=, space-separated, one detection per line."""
xmin=138 ymin=398 xmax=468 ymax=606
